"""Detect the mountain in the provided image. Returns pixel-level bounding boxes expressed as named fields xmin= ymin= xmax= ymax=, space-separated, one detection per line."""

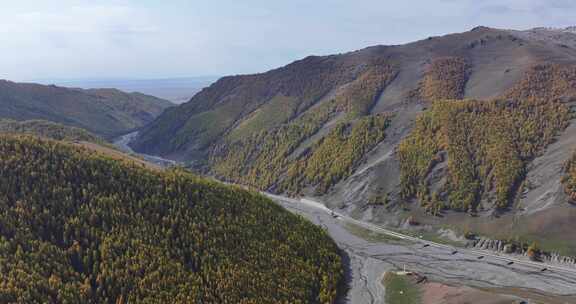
xmin=132 ymin=26 xmax=576 ymax=255
xmin=0 ymin=135 xmax=342 ymax=303
xmin=0 ymin=81 xmax=174 ymax=139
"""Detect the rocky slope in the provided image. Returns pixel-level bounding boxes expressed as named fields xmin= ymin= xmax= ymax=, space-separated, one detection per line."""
xmin=0 ymin=81 xmax=173 ymax=139
xmin=132 ymin=26 xmax=576 ymax=255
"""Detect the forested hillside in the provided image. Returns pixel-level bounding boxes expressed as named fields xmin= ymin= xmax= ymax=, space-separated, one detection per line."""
xmin=0 ymin=135 xmax=342 ymax=303
xmin=398 ymin=63 xmax=575 ymax=213
xmin=398 ymin=98 xmax=569 ymax=212
xmin=0 ymin=81 xmax=173 ymax=139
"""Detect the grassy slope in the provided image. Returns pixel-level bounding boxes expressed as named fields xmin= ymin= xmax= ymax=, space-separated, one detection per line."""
xmin=382 ymin=273 xmax=422 ymax=304
xmin=227 ymin=95 xmax=300 ymax=141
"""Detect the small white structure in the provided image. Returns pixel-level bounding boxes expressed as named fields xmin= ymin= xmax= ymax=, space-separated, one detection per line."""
xmin=395 ymin=264 xmax=414 ymax=276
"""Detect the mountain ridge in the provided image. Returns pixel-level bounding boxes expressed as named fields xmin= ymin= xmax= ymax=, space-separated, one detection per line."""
xmin=131 ymin=26 xmax=576 ymax=254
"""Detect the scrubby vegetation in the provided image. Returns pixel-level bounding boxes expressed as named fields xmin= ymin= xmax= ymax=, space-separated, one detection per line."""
xmin=399 ymin=64 xmax=575 ymax=212
xmin=0 ymin=119 xmax=104 ymax=143
xmin=0 ymin=135 xmax=343 ymax=303
xmin=227 ymin=95 xmax=300 ymax=141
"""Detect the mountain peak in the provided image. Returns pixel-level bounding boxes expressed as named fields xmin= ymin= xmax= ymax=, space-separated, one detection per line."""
xmin=470 ymin=25 xmax=496 ymax=32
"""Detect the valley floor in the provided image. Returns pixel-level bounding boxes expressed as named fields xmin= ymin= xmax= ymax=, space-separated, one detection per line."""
xmin=270 ymin=194 xmax=576 ymax=304
xmin=113 ymin=133 xmax=576 ymax=304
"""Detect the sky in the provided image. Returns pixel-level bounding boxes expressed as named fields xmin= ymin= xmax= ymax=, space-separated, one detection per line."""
xmin=1 ymin=0 xmax=575 ymax=81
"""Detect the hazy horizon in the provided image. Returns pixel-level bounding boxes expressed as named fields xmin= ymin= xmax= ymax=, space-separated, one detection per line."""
xmin=28 ymin=76 xmax=219 ymax=83
xmin=2 ymin=0 xmax=576 ymax=81
xmin=33 ymin=76 xmax=219 ymax=104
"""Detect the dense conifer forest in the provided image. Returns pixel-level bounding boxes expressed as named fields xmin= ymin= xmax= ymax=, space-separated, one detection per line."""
xmin=0 ymin=135 xmax=342 ymax=303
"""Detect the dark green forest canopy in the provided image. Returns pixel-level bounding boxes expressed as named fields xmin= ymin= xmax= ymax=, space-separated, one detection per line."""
xmin=0 ymin=135 xmax=342 ymax=304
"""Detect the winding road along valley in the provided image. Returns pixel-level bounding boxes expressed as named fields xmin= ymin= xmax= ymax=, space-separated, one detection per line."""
xmin=115 ymin=133 xmax=576 ymax=304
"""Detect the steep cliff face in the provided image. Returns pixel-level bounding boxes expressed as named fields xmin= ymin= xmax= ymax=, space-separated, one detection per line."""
xmin=133 ymin=26 xmax=576 ymax=252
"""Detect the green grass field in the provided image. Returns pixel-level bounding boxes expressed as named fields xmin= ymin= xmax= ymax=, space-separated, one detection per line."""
xmin=343 ymin=222 xmax=403 ymax=243
xmin=382 ymin=272 xmax=422 ymax=304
